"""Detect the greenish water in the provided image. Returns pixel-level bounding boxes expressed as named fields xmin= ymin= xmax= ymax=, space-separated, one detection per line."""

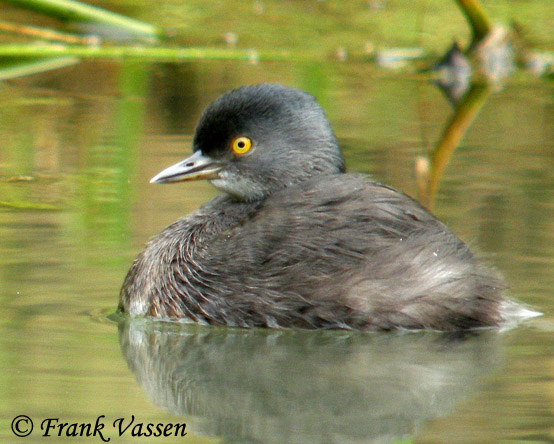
xmin=1 ymin=1 xmax=554 ymax=443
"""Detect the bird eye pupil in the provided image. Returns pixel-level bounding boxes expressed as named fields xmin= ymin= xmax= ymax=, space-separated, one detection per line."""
xmin=238 ymin=141 xmax=245 ymax=148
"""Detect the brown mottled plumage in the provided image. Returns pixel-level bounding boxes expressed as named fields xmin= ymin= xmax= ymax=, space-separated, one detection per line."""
xmin=119 ymin=83 xmax=521 ymax=330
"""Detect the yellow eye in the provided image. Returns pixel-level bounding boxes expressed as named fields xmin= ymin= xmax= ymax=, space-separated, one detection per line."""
xmin=231 ymin=136 xmax=253 ymax=155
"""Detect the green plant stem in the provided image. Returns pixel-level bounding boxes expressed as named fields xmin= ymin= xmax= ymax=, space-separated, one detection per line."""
xmin=426 ymin=82 xmax=492 ymax=209
xmin=454 ymin=0 xmax=493 ymax=45
xmin=0 ymin=43 xmax=299 ymax=62
xmin=0 ymin=19 xmax=96 ymax=44
xmin=0 ymin=56 xmax=79 ymax=80
xmin=2 ymin=0 xmax=163 ymax=39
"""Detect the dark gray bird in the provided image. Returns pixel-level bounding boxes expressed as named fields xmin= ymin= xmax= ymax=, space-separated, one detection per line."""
xmin=119 ymin=83 xmax=519 ymax=330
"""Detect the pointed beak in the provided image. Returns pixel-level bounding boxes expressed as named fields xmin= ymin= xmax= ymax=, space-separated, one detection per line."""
xmin=150 ymin=150 xmax=224 ymax=184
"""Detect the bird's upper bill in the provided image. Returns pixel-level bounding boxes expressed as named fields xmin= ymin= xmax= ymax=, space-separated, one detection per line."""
xmin=150 ymin=150 xmax=223 ymax=184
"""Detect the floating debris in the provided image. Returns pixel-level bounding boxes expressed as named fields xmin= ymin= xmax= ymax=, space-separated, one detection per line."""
xmin=223 ymin=32 xmax=238 ymax=48
xmin=6 ymin=175 xmax=36 ymax=182
xmin=376 ymin=47 xmax=424 ymax=69
xmin=333 ymin=46 xmax=348 ymax=62
xmin=433 ymin=41 xmax=472 ymax=105
xmin=472 ymin=26 xmax=514 ymax=82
